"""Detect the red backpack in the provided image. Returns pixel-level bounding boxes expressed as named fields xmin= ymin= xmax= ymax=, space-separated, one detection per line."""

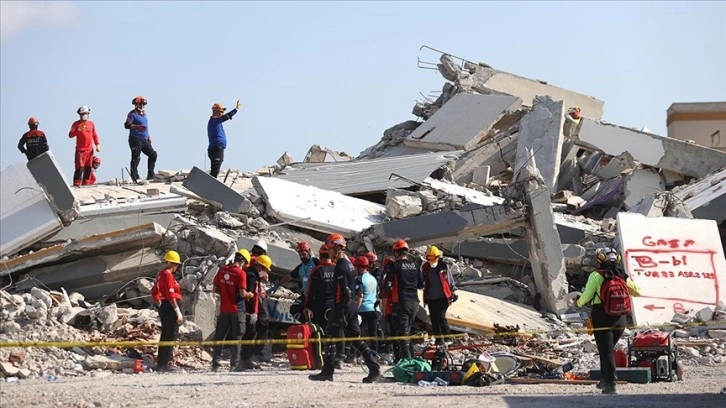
xmin=597 ymin=270 xmax=632 ymax=316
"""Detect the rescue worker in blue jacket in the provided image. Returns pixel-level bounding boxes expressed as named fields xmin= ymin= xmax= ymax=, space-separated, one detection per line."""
xmin=125 ymin=96 xmax=157 ymax=183
xmin=355 ymin=256 xmax=381 ymax=353
xmin=207 ymin=100 xmax=241 ymax=178
xmin=277 ymin=241 xmax=319 ymax=295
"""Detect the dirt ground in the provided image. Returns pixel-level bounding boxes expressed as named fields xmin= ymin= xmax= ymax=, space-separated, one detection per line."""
xmin=2 ymin=361 xmax=725 ymax=408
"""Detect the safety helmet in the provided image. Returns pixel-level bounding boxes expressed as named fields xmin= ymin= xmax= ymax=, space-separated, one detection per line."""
xmin=28 ymin=117 xmax=39 ymax=125
xmin=77 ymin=106 xmax=91 ymax=115
xmin=132 ymin=96 xmax=148 ymax=106
xmin=235 ymin=248 xmax=251 ymax=265
xmin=212 ymin=102 xmax=226 ymax=112
xmin=382 ymin=256 xmax=394 ymax=269
xmin=253 ymin=240 xmax=268 ymax=253
xmin=256 ymin=254 xmax=273 ymax=271
xmin=163 ymin=250 xmax=181 ymax=264
xmin=426 ymin=245 xmax=442 ymax=259
xmin=325 ymin=233 xmax=346 ymax=248
xmin=353 ymin=256 xmax=369 ymax=268
xmin=319 ymin=245 xmax=329 ymax=257
xmin=392 ymin=239 xmax=409 ymax=252
xmin=296 ymin=242 xmax=311 ymax=253
xmin=92 ymin=156 xmax=101 ymax=165
xmin=596 ymin=247 xmax=621 ymax=267
xmin=364 ymin=252 xmax=378 ymax=263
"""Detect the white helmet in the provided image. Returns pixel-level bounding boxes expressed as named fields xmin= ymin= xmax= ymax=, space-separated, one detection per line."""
xmin=77 ymin=106 xmax=91 ymax=115
xmin=254 ymin=240 xmax=268 ymax=252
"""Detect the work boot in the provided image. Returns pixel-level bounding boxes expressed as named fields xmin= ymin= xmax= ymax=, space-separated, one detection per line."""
xmin=602 ymin=383 xmax=618 ymax=395
xmin=362 ymin=370 xmax=381 ymax=383
xmin=595 ymin=380 xmax=605 ymax=389
xmin=239 ymin=359 xmax=259 ymax=370
xmin=155 ymin=365 xmax=179 ymax=373
xmin=343 ymin=355 xmax=356 ymax=365
xmin=147 ymin=173 xmax=155 ymax=181
xmin=211 ymin=363 xmax=220 ymax=372
xmin=308 ymin=372 xmax=334 ymax=382
xmin=334 ymin=359 xmax=343 ymax=369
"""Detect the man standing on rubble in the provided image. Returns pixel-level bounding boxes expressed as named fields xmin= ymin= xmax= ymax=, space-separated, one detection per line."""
xmin=422 ymin=245 xmax=458 ymax=346
xmin=239 ymin=254 xmax=273 ymax=370
xmin=276 ymin=242 xmax=319 ymax=295
xmin=207 ymin=100 xmax=242 ymax=178
xmin=68 ymin=106 xmax=101 ymax=187
xmin=151 ymin=250 xmax=184 ymax=372
xmin=125 ymin=96 xmax=158 ymax=183
xmin=18 ymin=117 xmax=50 ymax=161
xmin=575 ymin=247 xmax=641 ymax=395
xmin=309 ymin=233 xmax=381 ymax=383
xmin=380 ymin=239 xmax=423 ymax=363
xmin=212 ymin=249 xmax=253 ymax=372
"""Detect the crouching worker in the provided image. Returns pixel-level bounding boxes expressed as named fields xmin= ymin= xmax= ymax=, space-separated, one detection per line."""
xmin=152 ymin=250 xmax=184 ymax=372
xmin=309 ymin=234 xmax=380 ymax=383
xmin=212 ymin=249 xmax=252 ymax=371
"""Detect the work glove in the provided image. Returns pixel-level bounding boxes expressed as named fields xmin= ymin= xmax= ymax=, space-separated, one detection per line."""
xmin=250 ymin=313 xmax=258 ymax=326
xmin=451 ymin=293 xmax=458 ymax=303
xmin=236 ymin=100 xmax=242 ymax=110
xmin=95 ymin=145 xmax=101 ymax=153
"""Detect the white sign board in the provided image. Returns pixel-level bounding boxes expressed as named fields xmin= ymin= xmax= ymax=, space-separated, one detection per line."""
xmin=617 ymin=212 xmax=726 ymax=326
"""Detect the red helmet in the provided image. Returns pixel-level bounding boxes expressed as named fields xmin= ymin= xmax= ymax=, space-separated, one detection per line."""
xmin=27 ymin=117 xmax=39 ymax=125
xmin=132 ymin=96 xmax=147 ymax=105
xmin=364 ymin=252 xmax=378 ymax=263
xmin=353 ymin=256 xmax=369 ymax=268
xmin=325 ymin=233 xmax=346 ymax=248
xmin=92 ymin=156 xmax=101 ymax=165
xmin=382 ymin=256 xmax=394 ymax=269
xmin=296 ymin=242 xmax=311 ymax=252
xmin=392 ymin=239 xmax=409 ymax=251
xmin=318 ymin=245 xmax=329 ymax=256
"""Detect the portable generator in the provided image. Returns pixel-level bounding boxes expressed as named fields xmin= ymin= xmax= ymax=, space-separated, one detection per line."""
xmin=628 ymin=330 xmax=678 ymax=382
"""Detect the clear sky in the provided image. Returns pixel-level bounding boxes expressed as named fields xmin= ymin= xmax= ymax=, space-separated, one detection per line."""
xmin=1 ymin=1 xmax=724 ymax=184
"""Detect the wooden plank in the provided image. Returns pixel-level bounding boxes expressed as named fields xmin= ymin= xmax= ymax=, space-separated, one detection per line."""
xmin=509 ymin=378 xmax=627 ymax=385
xmin=513 ymin=352 xmax=562 ymax=367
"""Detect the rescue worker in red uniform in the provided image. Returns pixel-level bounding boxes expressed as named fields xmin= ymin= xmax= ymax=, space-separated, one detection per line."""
xmin=87 ymin=156 xmax=101 ymax=185
xmin=309 ymin=233 xmax=381 ymax=383
xmin=380 ymin=239 xmax=423 ymax=363
xmin=422 ymin=245 xmax=458 ymax=346
xmin=68 ymin=106 xmax=101 ymax=187
xmin=18 ymin=117 xmax=50 ymax=161
xmin=212 ymin=249 xmax=253 ymax=371
xmin=151 ymin=250 xmax=184 ymax=372
xmin=239 ymin=255 xmax=272 ymax=370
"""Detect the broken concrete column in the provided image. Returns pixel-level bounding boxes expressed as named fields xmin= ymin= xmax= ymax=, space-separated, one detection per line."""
xmin=514 ymin=96 xmax=565 ymax=192
xmin=191 ymin=290 xmax=217 ymax=340
xmin=26 ymin=151 xmax=80 ymax=224
xmin=517 ymin=153 xmax=569 ymax=314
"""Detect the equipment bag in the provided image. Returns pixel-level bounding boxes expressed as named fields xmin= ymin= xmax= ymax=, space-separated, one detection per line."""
xmin=393 ymin=358 xmax=431 ymax=383
xmin=597 ymin=270 xmax=632 ymax=316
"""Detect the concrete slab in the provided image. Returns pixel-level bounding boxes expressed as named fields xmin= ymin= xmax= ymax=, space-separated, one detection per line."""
xmin=422 ymin=177 xmax=504 ymax=206
xmin=553 ymin=213 xmax=604 ymax=244
xmin=673 ymin=168 xmax=726 ymax=224
xmin=576 ymin=119 xmax=726 ymax=178
xmin=472 ymin=166 xmax=491 ymax=186
xmin=593 ymin=152 xmax=637 ymax=180
xmin=0 ymin=223 xmax=168 ymax=277
xmin=444 ymin=237 xmax=528 ymax=264
xmin=43 ymin=213 xmax=178 ymax=244
xmin=623 ymin=169 xmax=664 ymax=210
xmin=617 ymin=212 xmax=726 ymax=325
xmin=74 ymin=195 xmax=187 ymax=218
xmin=514 ymin=96 xmax=565 ymax=191
xmin=0 ymin=163 xmax=63 ymax=258
xmin=404 ymin=93 xmax=522 ymax=151
xmin=252 ymin=176 xmax=386 ymax=236
xmin=26 ymin=151 xmax=79 ymax=224
xmin=279 ymin=151 xmax=459 ymax=195
xmin=237 ymin=236 xmax=300 ymax=276
xmin=452 ymin=132 xmax=519 ymax=185
xmin=182 ymin=166 xmax=253 ymax=214
xmin=443 ymin=289 xmax=550 ymax=334
xmin=170 ymin=215 xmax=236 ymax=257
xmin=371 ymin=203 xmax=526 ymax=247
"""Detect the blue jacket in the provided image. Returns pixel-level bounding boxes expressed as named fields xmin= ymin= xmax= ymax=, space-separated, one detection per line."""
xmin=207 ymin=109 xmax=238 ymax=148
xmin=358 ymin=272 xmax=379 ymax=313
xmin=125 ymin=110 xmax=149 ymax=140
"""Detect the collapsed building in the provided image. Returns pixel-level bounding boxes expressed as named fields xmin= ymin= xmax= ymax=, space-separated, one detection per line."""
xmin=2 ymin=49 xmax=726 ymax=380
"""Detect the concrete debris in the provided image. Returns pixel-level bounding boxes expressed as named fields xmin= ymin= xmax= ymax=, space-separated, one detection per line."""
xmin=182 ymin=166 xmax=253 ymax=214
xmin=26 ymin=151 xmax=80 ymax=224
xmin=385 ymin=189 xmax=423 ymax=219
xmin=303 ymin=144 xmax=352 ymax=163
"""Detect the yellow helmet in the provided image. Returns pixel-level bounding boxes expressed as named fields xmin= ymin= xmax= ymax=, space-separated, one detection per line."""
xmin=256 ymin=255 xmax=272 ymax=271
xmin=426 ymin=245 xmax=442 ymax=259
xmin=235 ymin=249 xmax=251 ymax=265
xmin=163 ymin=250 xmax=181 ymax=264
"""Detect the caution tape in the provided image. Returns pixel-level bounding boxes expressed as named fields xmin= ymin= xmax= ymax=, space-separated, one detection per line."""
xmin=0 ymin=320 xmax=719 ymax=349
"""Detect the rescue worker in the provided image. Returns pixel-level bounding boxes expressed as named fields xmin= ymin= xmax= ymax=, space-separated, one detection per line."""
xmin=380 ymin=239 xmax=423 ymax=363
xmin=364 ymin=252 xmax=383 ymax=286
xmin=239 ymin=254 xmax=272 ymax=370
xmin=575 ymin=247 xmax=642 ymax=395
xmin=151 ymin=250 xmax=184 ymax=372
xmin=212 ymin=249 xmax=253 ymax=372
xmin=378 ymin=256 xmax=395 ymax=355
xmin=88 ymin=156 xmax=101 ymax=185
xmin=303 ymin=245 xmax=337 ymax=328
xmin=248 ymin=240 xmax=271 ymax=362
xmin=207 ymin=100 xmax=242 ymax=178
xmin=422 ymin=245 xmax=458 ymax=346
xmin=124 ymin=96 xmax=157 ymax=183
xmin=18 ymin=117 xmax=49 ymax=161
xmin=355 ymin=256 xmax=380 ymax=353
xmin=249 ymin=240 xmax=267 ymax=264
xmin=276 ymin=241 xmax=319 ymax=295
xmin=309 ymin=233 xmax=380 ymax=383
xmin=68 ymin=106 xmax=101 ymax=187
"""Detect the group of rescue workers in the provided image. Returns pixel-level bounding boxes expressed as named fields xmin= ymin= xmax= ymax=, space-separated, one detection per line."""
xmin=17 ymin=96 xmax=241 ymax=186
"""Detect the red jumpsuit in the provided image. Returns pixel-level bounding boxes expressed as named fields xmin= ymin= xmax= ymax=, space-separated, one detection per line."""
xmin=68 ymin=120 xmax=100 ymax=186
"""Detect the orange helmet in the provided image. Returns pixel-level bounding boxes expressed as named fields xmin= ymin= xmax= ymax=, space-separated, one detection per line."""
xmin=212 ymin=102 xmax=226 ymax=112
xmin=392 ymin=239 xmax=409 ymax=251
xmin=325 ymin=233 xmax=346 ymax=248
xmin=132 ymin=96 xmax=147 ymax=105
xmin=353 ymin=256 xmax=369 ymax=268
xmin=296 ymin=242 xmax=311 ymax=252
xmin=363 ymin=252 xmax=378 ymax=263
xmin=27 ymin=117 xmax=39 ymax=125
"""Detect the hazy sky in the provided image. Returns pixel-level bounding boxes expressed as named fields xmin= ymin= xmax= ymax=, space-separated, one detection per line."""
xmin=1 ymin=1 xmax=724 ymax=183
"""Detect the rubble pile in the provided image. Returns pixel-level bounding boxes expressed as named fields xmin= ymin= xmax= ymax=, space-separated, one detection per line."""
xmin=2 ymin=48 xmax=725 ymax=382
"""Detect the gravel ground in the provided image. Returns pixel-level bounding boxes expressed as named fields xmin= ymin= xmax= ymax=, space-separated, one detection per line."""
xmin=2 ymin=362 xmax=725 ymax=408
